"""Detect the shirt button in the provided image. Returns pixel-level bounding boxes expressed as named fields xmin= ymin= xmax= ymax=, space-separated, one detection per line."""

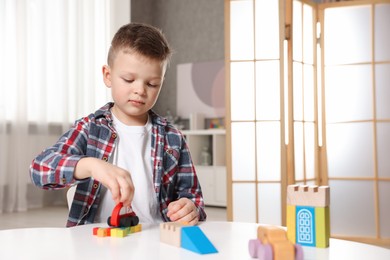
xmin=167 ymin=149 xmax=173 ymax=154
xmin=102 ymin=157 xmax=108 ymax=161
xmin=93 ymin=183 xmax=98 ymax=189
xmin=111 ymin=133 xmax=117 ymax=138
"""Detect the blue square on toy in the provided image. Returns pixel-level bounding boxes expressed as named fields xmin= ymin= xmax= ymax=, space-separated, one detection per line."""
xmin=296 ymin=206 xmax=316 ymax=247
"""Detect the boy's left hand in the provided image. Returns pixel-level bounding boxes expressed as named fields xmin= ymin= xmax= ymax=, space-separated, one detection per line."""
xmin=167 ymin=198 xmax=199 ymax=225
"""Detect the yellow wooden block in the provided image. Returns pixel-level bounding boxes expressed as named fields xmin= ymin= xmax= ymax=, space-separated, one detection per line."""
xmin=286 ymin=205 xmax=296 ymax=243
xmin=134 ymin=224 xmax=142 ymax=233
xmin=111 ymin=228 xmax=127 ymax=238
xmin=315 ymin=206 xmax=330 ymax=248
xmin=97 ymin=228 xmax=109 ymax=237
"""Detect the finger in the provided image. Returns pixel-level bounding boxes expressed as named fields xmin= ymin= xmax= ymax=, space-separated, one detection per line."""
xmin=174 ymin=210 xmax=199 ymax=225
xmin=106 ymin=179 xmax=121 ymax=204
xmin=117 ymin=175 xmax=134 ymax=207
xmin=169 ymin=203 xmax=193 ymax=221
xmin=167 ymin=201 xmax=181 ymax=218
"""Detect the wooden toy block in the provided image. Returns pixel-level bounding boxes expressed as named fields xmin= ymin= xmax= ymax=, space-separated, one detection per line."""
xmin=315 ymin=206 xmax=330 ymax=248
xmin=97 ymin=228 xmax=109 ymax=237
xmin=130 ymin=224 xmax=142 ymax=234
xmin=93 ymin=227 xmax=99 ymax=236
xmin=286 ymin=205 xmax=296 ymax=243
xmin=123 ymin=227 xmax=130 ymax=235
xmin=286 ymin=184 xmax=330 ymax=248
xmin=134 ymin=224 xmax=142 ymax=233
xmin=287 ymin=185 xmax=329 ymax=207
xmin=160 ymin=222 xmax=185 ymax=247
xmin=180 ymin=226 xmax=218 ymax=254
xmin=92 ymin=224 xmax=139 ymax=238
xmin=111 ymin=228 xmax=127 ymax=238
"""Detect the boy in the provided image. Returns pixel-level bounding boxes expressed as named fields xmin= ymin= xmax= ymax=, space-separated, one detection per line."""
xmin=29 ymin=23 xmax=206 ymax=227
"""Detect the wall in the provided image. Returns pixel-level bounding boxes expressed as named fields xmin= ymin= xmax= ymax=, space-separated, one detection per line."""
xmin=131 ymin=0 xmax=225 ymax=117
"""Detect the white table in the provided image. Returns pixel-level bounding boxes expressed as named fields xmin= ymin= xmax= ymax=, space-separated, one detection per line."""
xmin=0 ymin=221 xmax=388 ymax=260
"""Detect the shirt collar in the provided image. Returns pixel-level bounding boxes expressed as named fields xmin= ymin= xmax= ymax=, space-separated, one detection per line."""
xmin=94 ymin=102 xmax=167 ymax=127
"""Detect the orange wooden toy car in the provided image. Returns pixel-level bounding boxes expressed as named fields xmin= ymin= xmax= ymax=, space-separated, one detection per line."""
xmin=248 ymin=226 xmax=303 ymax=260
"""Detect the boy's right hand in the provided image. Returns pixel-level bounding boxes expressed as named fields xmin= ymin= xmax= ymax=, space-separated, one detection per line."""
xmin=74 ymin=157 xmax=134 ymax=207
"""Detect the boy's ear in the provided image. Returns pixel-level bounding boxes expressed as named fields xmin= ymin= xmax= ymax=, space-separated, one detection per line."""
xmin=102 ymin=65 xmax=112 ymax=88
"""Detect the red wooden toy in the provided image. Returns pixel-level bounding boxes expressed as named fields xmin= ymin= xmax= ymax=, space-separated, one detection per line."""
xmin=107 ymin=202 xmax=139 ymax=228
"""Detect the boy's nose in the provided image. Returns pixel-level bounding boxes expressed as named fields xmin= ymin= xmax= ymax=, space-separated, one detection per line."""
xmin=133 ymin=81 xmax=146 ymax=95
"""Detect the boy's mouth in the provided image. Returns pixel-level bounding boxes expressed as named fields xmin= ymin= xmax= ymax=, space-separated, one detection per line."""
xmin=128 ymin=99 xmax=145 ymax=105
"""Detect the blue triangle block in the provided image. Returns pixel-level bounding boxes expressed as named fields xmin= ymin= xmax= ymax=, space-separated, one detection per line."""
xmin=180 ymin=226 xmax=218 ymax=254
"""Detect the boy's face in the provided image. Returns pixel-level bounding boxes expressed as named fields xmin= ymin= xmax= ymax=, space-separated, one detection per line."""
xmin=103 ymin=49 xmax=166 ymax=125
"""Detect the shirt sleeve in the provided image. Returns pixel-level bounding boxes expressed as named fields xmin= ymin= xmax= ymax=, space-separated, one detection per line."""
xmin=29 ymin=117 xmax=89 ymax=190
xmin=175 ymin=135 xmax=207 ymax=221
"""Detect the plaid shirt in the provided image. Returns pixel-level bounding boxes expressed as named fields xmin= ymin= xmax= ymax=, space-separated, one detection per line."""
xmin=30 ymin=102 xmax=206 ymax=227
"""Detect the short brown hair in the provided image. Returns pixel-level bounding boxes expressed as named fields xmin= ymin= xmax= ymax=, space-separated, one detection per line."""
xmin=107 ymin=23 xmax=172 ymax=66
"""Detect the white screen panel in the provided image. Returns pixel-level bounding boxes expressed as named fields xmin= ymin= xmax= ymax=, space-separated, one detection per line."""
xmin=255 ymin=0 xmax=279 ymax=60
xmin=256 ymin=61 xmax=280 ymax=121
xmin=379 ymin=181 xmax=390 ymax=238
xmin=230 ymin=1 xmax=254 ymax=60
xmin=258 ymin=183 xmax=281 ymax=226
xmin=305 ymin=180 xmax=316 ymax=186
xmin=304 ymin=122 xmax=315 ymax=180
xmin=256 ymin=122 xmax=281 ymax=181
xmin=231 ymin=122 xmax=256 ymax=181
xmin=329 ymin=180 xmax=376 ymax=237
xmin=326 ymin=122 xmax=374 ymax=178
xmin=230 ymin=62 xmax=255 ymax=121
xmin=232 ymin=183 xmax=256 ymax=222
xmin=294 ymin=122 xmax=304 ymax=181
xmin=375 ymin=64 xmax=390 ymax=120
xmin=293 ymin=0 xmax=303 ymax=62
xmin=303 ymin=64 xmax=315 ymax=121
xmin=303 ymin=3 xmax=314 ymax=64
xmin=293 ymin=62 xmax=303 ymax=121
xmin=325 ymin=65 xmax=373 ymax=123
xmin=375 ymin=4 xmax=390 ymax=62
xmin=324 ymin=5 xmax=371 ymax=65
xmin=377 ymin=122 xmax=390 ymax=178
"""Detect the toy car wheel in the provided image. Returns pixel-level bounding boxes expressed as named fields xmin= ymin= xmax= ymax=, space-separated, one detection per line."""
xmin=248 ymin=239 xmax=262 ymax=258
xmin=120 ymin=215 xmax=139 ymax=227
xmin=257 ymin=243 xmax=273 ymax=260
xmin=295 ymin=244 xmax=304 ymax=260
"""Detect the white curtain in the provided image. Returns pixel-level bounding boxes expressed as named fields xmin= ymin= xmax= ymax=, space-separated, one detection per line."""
xmin=0 ymin=0 xmax=116 ymax=213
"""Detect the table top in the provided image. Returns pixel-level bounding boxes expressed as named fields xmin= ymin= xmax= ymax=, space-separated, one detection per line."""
xmin=0 ymin=221 xmax=388 ymax=260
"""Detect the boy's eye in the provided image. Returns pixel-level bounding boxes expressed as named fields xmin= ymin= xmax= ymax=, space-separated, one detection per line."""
xmin=147 ymin=83 xmax=159 ymax=88
xmin=123 ymin=78 xmax=134 ymax=83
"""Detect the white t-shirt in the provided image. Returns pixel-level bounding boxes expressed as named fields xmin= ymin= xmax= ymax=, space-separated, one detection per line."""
xmin=95 ymin=113 xmax=161 ymax=224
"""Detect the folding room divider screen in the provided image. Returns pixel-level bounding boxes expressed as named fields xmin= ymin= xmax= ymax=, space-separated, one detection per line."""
xmin=225 ymin=0 xmax=390 ymax=246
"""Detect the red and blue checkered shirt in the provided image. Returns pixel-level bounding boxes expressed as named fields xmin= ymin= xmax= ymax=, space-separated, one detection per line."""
xmin=29 ymin=102 xmax=206 ymax=227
